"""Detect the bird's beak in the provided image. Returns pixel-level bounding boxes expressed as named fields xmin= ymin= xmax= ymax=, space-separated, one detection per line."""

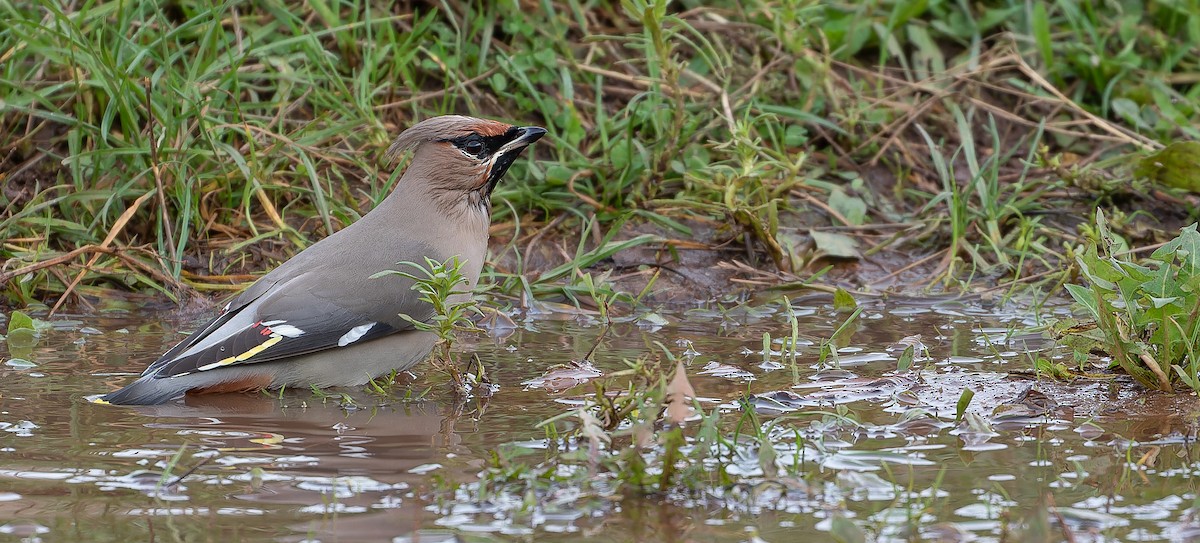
xmin=499 ymin=126 xmax=547 ymax=155
xmin=480 ymin=126 xmax=547 ymax=195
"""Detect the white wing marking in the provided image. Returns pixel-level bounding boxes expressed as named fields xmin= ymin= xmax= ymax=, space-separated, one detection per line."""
xmin=338 ymin=323 xmax=376 ymax=347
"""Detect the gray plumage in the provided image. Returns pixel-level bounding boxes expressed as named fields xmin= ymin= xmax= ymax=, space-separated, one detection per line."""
xmin=99 ymin=116 xmax=545 ymax=405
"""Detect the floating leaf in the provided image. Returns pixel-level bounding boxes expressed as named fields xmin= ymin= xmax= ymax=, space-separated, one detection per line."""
xmin=747 ymin=390 xmax=807 ymax=414
xmin=749 ymin=374 xmax=918 ymax=413
xmin=698 ymin=361 xmax=755 ymax=381
xmin=951 ymin=412 xmax=1002 ymax=450
xmin=824 ymin=450 xmax=937 ymax=471
xmin=5 ymin=358 xmax=36 ymax=369
xmin=637 ymin=311 xmax=669 ymax=328
xmin=1135 ymin=141 xmax=1200 ymax=193
xmin=992 ymin=388 xmax=1073 ymax=425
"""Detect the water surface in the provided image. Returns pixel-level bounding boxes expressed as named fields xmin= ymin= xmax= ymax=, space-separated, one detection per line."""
xmin=1 ymin=299 xmax=1198 ymax=542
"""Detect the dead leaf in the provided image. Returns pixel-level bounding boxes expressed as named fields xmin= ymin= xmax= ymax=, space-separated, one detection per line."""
xmin=698 ymin=361 xmax=755 ymax=381
xmin=890 ymin=334 xmax=926 ymax=352
xmin=1137 ymin=445 xmax=1161 ymax=468
xmin=521 ymin=360 xmax=604 ymax=392
xmin=665 ymin=360 xmax=696 ymax=425
xmin=991 ymin=387 xmax=1073 ymax=427
xmin=477 ymin=308 xmax=517 ymax=338
xmin=951 ymin=412 xmax=1002 ymax=450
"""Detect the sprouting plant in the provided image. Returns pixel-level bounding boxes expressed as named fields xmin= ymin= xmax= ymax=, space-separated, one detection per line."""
xmin=784 ymin=297 xmax=802 ymax=382
xmin=372 ymin=256 xmax=483 ymax=395
xmin=817 ymin=305 xmax=863 ymax=371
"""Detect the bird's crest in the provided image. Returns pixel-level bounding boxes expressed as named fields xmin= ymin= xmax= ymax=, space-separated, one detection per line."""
xmin=384 ymin=115 xmax=513 ymax=166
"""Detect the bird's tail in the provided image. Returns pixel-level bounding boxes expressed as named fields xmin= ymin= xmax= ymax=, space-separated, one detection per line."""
xmin=95 ymin=375 xmax=185 ymax=405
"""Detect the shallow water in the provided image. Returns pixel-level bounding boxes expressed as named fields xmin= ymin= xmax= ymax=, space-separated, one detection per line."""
xmin=2 ymin=298 xmax=1199 ymax=542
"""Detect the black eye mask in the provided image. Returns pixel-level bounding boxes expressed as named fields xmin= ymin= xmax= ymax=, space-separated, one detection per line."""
xmin=445 ymin=126 xmax=521 ymax=160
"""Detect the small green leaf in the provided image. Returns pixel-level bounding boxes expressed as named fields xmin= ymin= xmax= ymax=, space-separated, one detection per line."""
xmin=784 ymin=125 xmax=808 ymax=147
xmin=810 ymin=230 xmax=861 ymax=260
xmin=489 ymin=73 xmax=508 ymax=93
xmin=1150 ymin=296 xmax=1181 ymax=308
xmin=1112 ymin=98 xmax=1149 ymax=129
xmin=955 ymin=388 xmax=975 ymax=422
xmin=1153 ymin=224 xmax=1200 ymax=277
xmin=833 ymin=288 xmax=857 ymax=311
xmin=1074 ymin=250 xmax=1117 ymax=291
xmin=1064 ymin=283 xmax=1101 ymax=320
xmin=8 ymin=311 xmax=34 ymax=333
xmin=896 ymin=345 xmax=914 ymax=373
xmin=886 ymin=0 xmax=928 ymax=30
xmin=830 ymin=307 xmax=863 ymax=349
xmin=828 ymin=189 xmax=867 ymax=226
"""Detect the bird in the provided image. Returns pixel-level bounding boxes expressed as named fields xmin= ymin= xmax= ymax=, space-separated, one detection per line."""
xmin=97 ymin=115 xmax=546 ymax=405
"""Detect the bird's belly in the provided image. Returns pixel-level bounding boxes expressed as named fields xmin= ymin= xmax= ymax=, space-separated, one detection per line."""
xmin=267 ymin=331 xmax=438 ymax=388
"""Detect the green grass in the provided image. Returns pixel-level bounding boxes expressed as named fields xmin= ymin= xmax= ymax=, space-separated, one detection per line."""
xmin=1056 ymin=209 xmax=1200 ymax=393
xmin=1 ymin=0 xmax=1198 ymax=308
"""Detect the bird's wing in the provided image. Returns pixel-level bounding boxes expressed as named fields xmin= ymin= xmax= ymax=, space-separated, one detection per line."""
xmin=144 ymin=271 xmax=432 ymax=379
xmin=138 ymin=280 xmax=278 ymax=377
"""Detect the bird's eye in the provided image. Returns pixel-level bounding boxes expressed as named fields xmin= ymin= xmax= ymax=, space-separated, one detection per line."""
xmin=462 ymin=140 xmax=485 ymax=156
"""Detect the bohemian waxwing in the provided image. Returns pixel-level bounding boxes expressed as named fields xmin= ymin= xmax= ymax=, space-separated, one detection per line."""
xmin=98 ymin=115 xmax=546 ymax=404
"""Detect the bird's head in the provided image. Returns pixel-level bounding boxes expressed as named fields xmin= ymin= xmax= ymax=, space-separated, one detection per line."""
xmin=385 ymin=115 xmax=546 ymax=212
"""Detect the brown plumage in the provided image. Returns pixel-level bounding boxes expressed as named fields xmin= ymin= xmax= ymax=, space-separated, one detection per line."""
xmin=98 ymin=115 xmax=546 ymax=405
